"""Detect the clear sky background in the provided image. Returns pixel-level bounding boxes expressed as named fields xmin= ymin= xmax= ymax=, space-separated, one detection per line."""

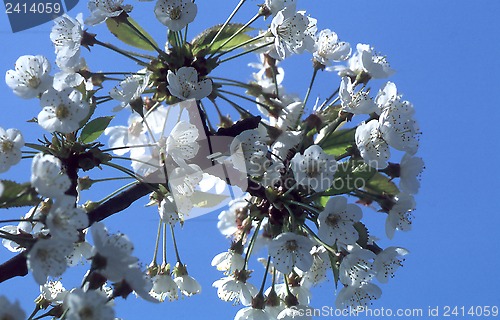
xmin=1 ymin=1 xmax=500 ymax=319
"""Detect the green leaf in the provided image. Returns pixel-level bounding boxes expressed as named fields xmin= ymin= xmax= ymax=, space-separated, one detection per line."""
xmin=0 ymin=180 xmax=40 ymax=209
xmin=323 ymin=160 xmax=377 ymax=196
xmin=106 ymin=17 xmax=158 ymax=51
xmin=354 ymin=221 xmax=369 ymax=248
xmin=79 ymin=116 xmax=114 ymax=144
xmin=328 ymin=252 xmax=341 ymax=289
xmin=192 ymin=23 xmax=252 ymax=55
xmin=322 ymin=128 xmax=356 ymax=157
xmin=365 ymin=172 xmax=400 ymax=196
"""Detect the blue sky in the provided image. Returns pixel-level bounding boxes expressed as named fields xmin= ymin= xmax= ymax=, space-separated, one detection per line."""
xmin=1 ymin=1 xmax=499 ymax=319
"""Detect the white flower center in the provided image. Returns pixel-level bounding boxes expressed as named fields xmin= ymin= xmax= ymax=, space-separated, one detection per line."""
xmin=0 ymin=139 xmax=14 ymax=152
xmin=103 ymin=0 xmax=120 ymax=12
xmin=128 ymin=121 xmax=143 ymax=136
xmin=78 ymin=306 xmax=95 ymax=320
xmin=285 ymin=240 xmax=298 ymax=252
xmin=180 ymin=83 xmax=194 ymax=98
xmin=36 ymin=248 xmax=49 ymax=262
xmin=306 ymin=160 xmax=322 ymax=177
xmin=326 ymin=213 xmax=340 ymax=228
xmin=169 ymin=7 xmax=182 ymax=20
xmin=28 ymin=76 xmax=41 ymax=89
xmin=55 ymin=104 xmax=70 ymax=120
xmin=51 ymin=213 xmax=66 ymax=229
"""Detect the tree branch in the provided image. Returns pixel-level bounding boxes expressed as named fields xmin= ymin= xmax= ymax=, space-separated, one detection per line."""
xmin=0 ymin=182 xmax=153 ymax=283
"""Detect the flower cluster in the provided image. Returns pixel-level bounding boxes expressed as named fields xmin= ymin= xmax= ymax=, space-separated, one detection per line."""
xmin=0 ymin=0 xmax=424 ymax=318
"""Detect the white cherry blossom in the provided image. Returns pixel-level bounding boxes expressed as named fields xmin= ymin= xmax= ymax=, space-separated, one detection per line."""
xmin=300 ymin=246 xmax=330 ymax=287
xmin=85 ymin=0 xmax=133 ymax=26
xmin=358 ymin=43 xmax=395 ymax=79
xmin=105 ymin=113 xmax=149 ymax=157
xmin=313 ymin=29 xmax=351 ymax=66
xmin=335 ymin=282 xmax=382 ymax=309
xmin=318 ymin=196 xmax=362 ymax=246
xmin=124 ymin=266 xmax=157 ymax=302
xmin=166 ymin=120 xmax=200 ymax=164
xmin=45 ymin=195 xmax=88 ymax=241
xmin=379 ymin=99 xmax=419 ymax=155
xmin=0 ymin=225 xmax=23 ymax=252
xmin=67 ymin=240 xmax=93 ymax=266
xmin=211 ymin=250 xmax=245 ymax=274
xmin=110 ymin=72 xmax=151 ymax=111
xmin=399 ymin=153 xmax=424 ymax=194
xmin=1 ymin=204 xmax=49 ymax=252
xmin=174 ymin=273 xmax=201 ymax=296
xmin=0 ymin=127 xmax=24 ymax=173
xmin=274 ymin=101 xmax=303 ymax=130
xmin=91 ymin=222 xmax=139 ymax=282
xmin=5 ymin=55 xmax=52 ymax=99
xmin=373 ymin=246 xmax=409 ymax=283
xmin=248 ymin=53 xmax=285 ymax=87
xmin=330 ymin=43 xmax=394 ymax=79
xmin=273 ymin=282 xmax=311 ymax=305
xmin=235 ymin=306 xmax=272 ymax=320
xmin=50 ymin=14 xmax=84 ymax=69
xmin=212 ymin=276 xmax=258 ymax=306
xmin=167 ymin=67 xmax=212 ymax=100
xmin=290 ymin=144 xmax=337 ymax=192
xmin=154 ymin=0 xmax=197 ymax=31
xmin=340 ymin=248 xmax=376 ymax=287
xmin=217 ymin=195 xmax=250 ymax=237
xmin=375 ymin=81 xmax=399 ymax=114
xmin=27 ymin=238 xmax=73 ymax=285
xmin=40 ymin=280 xmax=68 ymax=305
xmin=256 ymin=82 xmax=300 ymax=119
xmin=159 ymin=195 xmax=182 ymax=225
xmin=268 ymin=232 xmax=314 ymax=274
xmin=277 ymin=305 xmax=314 ymax=320
xmin=339 ymin=76 xmax=377 ymax=114
xmin=229 ymin=126 xmax=269 ymax=177
xmin=38 ymin=88 xmax=90 ymax=133
xmin=31 ymin=153 xmax=71 ymax=199
xmin=63 ymin=288 xmax=115 ymax=320
xmin=168 ymin=163 xmax=203 ymax=197
xmin=264 ymin=0 xmax=296 ymax=16
xmin=53 ymin=58 xmax=90 ymax=91
xmin=270 ymin=6 xmax=316 ymax=60
xmin=271 ymin=130 xmax=301 ymax=161
xmin=355 ymin=120 xmax=390 ymax=169
xmin=385 ymin=193 xmax=415 ymax=239
xmin=150 ymin=273 xmax=179 ymax=302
